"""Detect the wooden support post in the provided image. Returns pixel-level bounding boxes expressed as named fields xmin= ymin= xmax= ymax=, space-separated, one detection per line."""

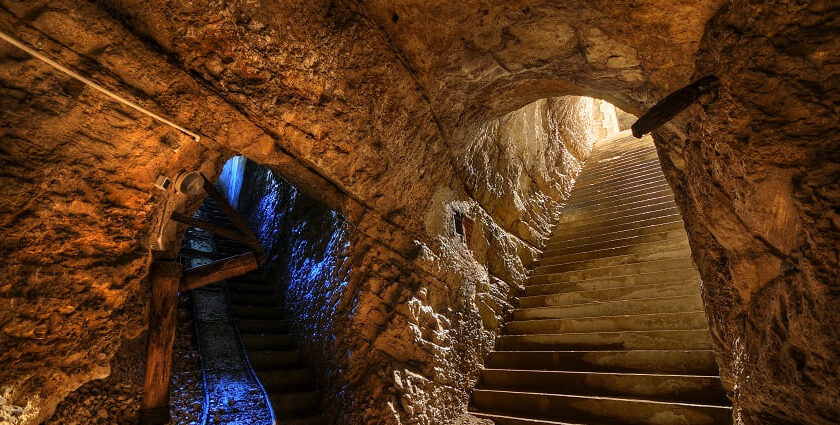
xmin=139 ymin=261 xmax=181 ymax=425
xmin=631 ymin=75 xmax=719 ymax=138
xmin=180 ymin=252 xmax=258 ymax=291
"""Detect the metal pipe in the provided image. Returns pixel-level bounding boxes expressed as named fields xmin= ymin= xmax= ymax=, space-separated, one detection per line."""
xmin=0 ymin=28 xmax=201 ymax=142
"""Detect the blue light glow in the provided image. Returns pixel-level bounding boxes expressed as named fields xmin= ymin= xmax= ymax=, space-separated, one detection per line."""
xmin=217 ymin=155 xmax=247 ymax=209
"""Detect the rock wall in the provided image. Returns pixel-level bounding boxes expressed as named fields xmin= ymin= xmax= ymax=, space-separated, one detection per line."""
xmin=234 ymin=97 xmax=603 ymax=424
xmin=652 ymin=2 xmax=840 ymax=423
xmin=0 ymin=26 xmax=225 ymax=423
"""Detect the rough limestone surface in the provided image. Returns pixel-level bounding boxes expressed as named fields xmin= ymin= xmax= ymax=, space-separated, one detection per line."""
xmin=232 ymin=97 xmax=600 ymax=424
xmin=0 ymin=0 xmax=839 ymax=424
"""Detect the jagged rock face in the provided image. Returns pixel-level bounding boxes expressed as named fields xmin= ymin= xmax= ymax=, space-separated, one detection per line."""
xmin=0 ymin=34 xmax=225 ymax=425
xmin=233 ymin=97 xmax=602 ymax=424
xmin=654 ymin=2 xmax=840 ymax=423
xmin=0 ymin=0 xmax=838 ymax=424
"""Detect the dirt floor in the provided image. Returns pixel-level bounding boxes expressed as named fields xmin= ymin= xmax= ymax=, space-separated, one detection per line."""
xmin=48 ymin=295 xmax=204 ymax=425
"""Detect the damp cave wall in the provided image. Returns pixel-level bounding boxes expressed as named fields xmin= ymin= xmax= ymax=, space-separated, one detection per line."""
xmin=230 ymin=97 xmax=612 ymax=424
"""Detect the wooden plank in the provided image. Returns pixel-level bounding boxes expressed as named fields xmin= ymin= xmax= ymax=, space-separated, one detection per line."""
xmin=632 ymin=76 xmax=719 ymax=138
xmin=139 ymin=261 xmax=181 ymax=425
xmin=201 ymin=175 xmax=266 ymax=263
xmin=170 ymin=211 xmax=252 ymax=246
xmin=180 ymin=252 xmax=258 ymax=291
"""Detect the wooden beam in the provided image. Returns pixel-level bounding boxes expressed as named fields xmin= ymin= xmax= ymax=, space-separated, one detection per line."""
xmin=180 ymin=252 xmax=258 ymax=291
xmin=631 ymin=75 xmax=719 ymax=138
xmin=170 ymin=211 xmax=252 ymax=246
xmin=139 ymin=261 xmax=181 ymax=425
xmin=200 ymin=175 xmax=266 ymax=263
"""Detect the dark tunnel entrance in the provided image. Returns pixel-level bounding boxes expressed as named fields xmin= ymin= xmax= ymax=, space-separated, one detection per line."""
xmin=179 ymin=156 xmax=344 ymax=424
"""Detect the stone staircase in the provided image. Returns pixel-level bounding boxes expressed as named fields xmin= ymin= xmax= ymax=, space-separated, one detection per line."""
xmin=469 ymin=133 xmax=732 ymax=425
xmin=227 ymin=271 xmax=328 ymax=425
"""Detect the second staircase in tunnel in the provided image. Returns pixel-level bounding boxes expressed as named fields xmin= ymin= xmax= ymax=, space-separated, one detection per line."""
xmin=469 ymin=133 xmax=732 ymax=424
xmin=227 ymin=271 xmax=327 ymax=425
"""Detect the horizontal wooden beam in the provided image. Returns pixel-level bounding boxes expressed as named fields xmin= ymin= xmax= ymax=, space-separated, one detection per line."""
xmin=170 ymin=212 xmax=252 ymax=246
xmin=180 ymin=252 xmax=258 ymax=291
xmin=632 ymin=75 xmax=719 ymax=138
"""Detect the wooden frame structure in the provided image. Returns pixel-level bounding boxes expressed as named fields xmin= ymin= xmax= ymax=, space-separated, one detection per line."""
xmin=140 ymin=175 xmax=263 ymax=425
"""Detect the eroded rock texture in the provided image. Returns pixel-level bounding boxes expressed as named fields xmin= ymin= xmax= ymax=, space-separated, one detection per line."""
xmin=0 ymin=0 xmax=838 ymax=424
xmin=655 ymin=2 xmax=840 ymax=423
xmin=233 ymin=97 xmax=603 ymax=424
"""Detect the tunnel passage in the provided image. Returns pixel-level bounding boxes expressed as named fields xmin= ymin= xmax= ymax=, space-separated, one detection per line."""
xmin=469 ymin=132 xmax=732 ymax=424
xmin=179 ymin=156 xmax=341 ymax=424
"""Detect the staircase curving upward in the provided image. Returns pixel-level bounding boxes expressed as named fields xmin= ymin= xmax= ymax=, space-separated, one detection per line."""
xmin=227 ymin=271 xmax=328 ymax=425
xmin=469 ymin=133 xmax=732 ymax=425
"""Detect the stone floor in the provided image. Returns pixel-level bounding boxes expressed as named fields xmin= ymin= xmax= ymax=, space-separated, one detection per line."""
xmin=48 ymin=295 xmax=203 ymax=425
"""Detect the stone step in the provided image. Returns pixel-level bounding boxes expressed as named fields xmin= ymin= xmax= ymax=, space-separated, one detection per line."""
xmin=584 ymin=150 xmax=659 ymax=172
xmin=555 ymin=196 xmax=677 ymax=228
xmin=231 ymin=305 xmax=285 ymax=320
xmin=229 ymin=293 xmax=284 ymax=307
xmin=561 ymin=189 xmax=675 ymax=218
xmin=549 ymin=214 xmax=684 ymax=246
xmin=227 ymin=281 xmax=277 ymax=294
xmin=557 ymin=192 xmax=677 ymax=226
xmin=543 ymin=222 xmax=686 ymax=254
xmin=581 ymin=148 xmax=659 ymax=173
xmin=514 ymin=295 xmax=703 ymax=320
xmin=526 ymin=269 xmax=700 ymax=296
xmin=588 ymin=138 xmax=653 ymax=157
xmin=556 ymin=203 xmax=679 ymax=234
xmin=236 ymin=318 xmax=290 ymax=334
xmin=497 ymin=329 xmax=712 ymax=351
xmin=572 ymin=173 xmax=667 ymax=202
xmin=568 ymin=177 xmax=669 ymax=207
xmin=574 ymin=173 xmax=665 ymax=200
xmin=477 ymin=369 xmax=728 ymax=405
xmin=521 ymin=279 xmax=701 ymax=306
xmin=470 ymin=411 xmax=590 ymax=425
xmin=576 ymin=160 xmax=663 ymax=186
xmin=241 ymin=333 xmax=296 ymax=351
xmin=270 ymin=391 xmax=320 ymax=416
xmin=537 ymin=232 xmax=689 ymax=267
xmin=554 ymin=211 xmax=684 ymax=245
xmin=534 ymin=244 xmax=691 ymax=275
xmin=528 ymin=258 xmax=696 ymax=285
xmin=248 ymin=350 xmax=305 ymax=370
xmin=256 ymin=368 xmax=315 ymax=392
xmin=471 ymin=390 xmax=732 ymax=425
xmin=484 ymin=350 xmax=719 ymax=375
xmin=581 ymin=144 xmax=659 ymax=166
xmin=229 ymin=273 xmax=269 ymax=284
xmin=570 ymin=171 xmax=666 ymax=200
xmin=505 ymin=311 xmax=708 ymax=334
xmin=525 ymin=267 xmax=700 ymax=295
xmin=582 ymin=147 xmax=654 ymax=167
xmin=564 ymin=182 xmax=671 ymax=211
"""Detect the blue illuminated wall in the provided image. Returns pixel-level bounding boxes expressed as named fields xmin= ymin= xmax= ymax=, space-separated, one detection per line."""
xmin=231 ymin=158 xmax=358 ymax=422
xmin=233 ymin=159 xmax=349 ymax=338
xmin=217 ymin=155 xmax=247 ymax=209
